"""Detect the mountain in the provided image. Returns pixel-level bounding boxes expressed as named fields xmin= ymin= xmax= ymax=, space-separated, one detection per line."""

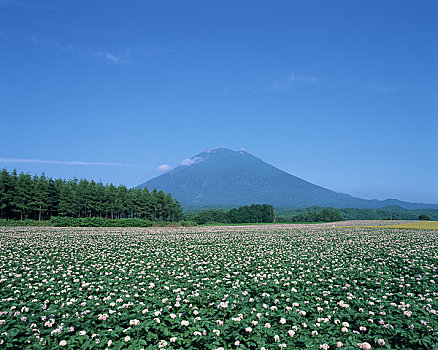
xmin=138 ymin=148 xmax=438 ymax=210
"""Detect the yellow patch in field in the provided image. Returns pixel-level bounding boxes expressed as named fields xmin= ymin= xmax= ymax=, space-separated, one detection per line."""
xmin=380 ymin=221 xmax=438 ymax=230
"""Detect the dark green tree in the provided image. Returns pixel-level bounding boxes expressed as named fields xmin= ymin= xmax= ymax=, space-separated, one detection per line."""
xmin=0 ymin=169 xmax=183 ymax=222
xmin=12 ymin=172 xmax=33 ymax=220
xmin=31 ymin=174 xmax=50 ymax=221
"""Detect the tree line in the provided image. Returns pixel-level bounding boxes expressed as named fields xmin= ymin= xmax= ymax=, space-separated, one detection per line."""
xmin=0 ymin=169 xmax=182 ymax=222
xmin=276 ymin=206 xmax=438 ymax=222
xmin=185 ymin=204 xmax=275 ymax=225
xmin=287 ymin=208 xmax=343 ymax=223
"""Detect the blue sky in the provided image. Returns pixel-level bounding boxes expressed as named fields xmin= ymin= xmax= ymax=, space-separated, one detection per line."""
xmin=1 ymin=0 xmax=437 ymax=204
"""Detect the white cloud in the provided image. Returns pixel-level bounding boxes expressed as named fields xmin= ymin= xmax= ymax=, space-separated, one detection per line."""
xmin=95 ymin=51 xmax=126 ymax=64
xmin=31 ymin=36 xmax=127 ymax=65
xmin=157 ymin=164 xmax=172 ymax=171
xmin=180 ymin=158 xmax=196 ymax=166
xmin=0 ymin=158 xmax=131 ymax=167
xmin=221 ymin=71 xmax=410 ymax=95
xmin=357 ymin=83 xmax=410 ymax=93
xmin=266 ymin=72 xmax=325 ymax=93
xmin=221 ymin=73 xmax=324 ymax=95
xmin=0 ymin=0 xmax=42 ymax=9
xmin=179 ymin=157 xmax=202 ymax=166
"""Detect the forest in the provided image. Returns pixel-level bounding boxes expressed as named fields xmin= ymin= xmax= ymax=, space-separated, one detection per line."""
xmin=185 ymin=204 xmax=275 ymax=224
xmin=276 ymin=206 xmax=438 ymax=221
xmin=0 ymin=169 xmax=182 ymax=222
xmin=285 ymin=208 xmax=343 ymax=223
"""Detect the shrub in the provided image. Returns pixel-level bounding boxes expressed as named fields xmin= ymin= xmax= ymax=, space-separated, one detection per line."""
xmin=181 ymin=221 xmax=197 ymax=227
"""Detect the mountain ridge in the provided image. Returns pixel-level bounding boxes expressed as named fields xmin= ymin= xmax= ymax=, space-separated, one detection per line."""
xmin=138 ymin=148 xmax=438 ymax=210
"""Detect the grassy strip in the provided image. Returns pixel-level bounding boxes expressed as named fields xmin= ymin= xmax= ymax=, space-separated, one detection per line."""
xmin=0 ymin=218 xmax=198 ymax=227
xmin=200 ymin=221 xmax=327 ymax=227
xmin=374 ymin=221 xmax=438 ymax=230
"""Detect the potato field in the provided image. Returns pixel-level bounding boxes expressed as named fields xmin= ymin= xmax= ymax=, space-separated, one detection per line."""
xmin=0 ymin=226 xmax=437 ymax=349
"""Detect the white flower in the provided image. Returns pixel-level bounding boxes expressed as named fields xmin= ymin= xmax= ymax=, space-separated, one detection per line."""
xmin=181 ymin=320 xmax=189 ymax=326
xmin=158 ymin=340 xmax=168 ymax=348
xmin=59 ymin=340 xmax=67 ymax=346
xmin=288 ymin=330 xmax=295 ymax=337
xmin=124 ymin=336 xmax=130 ymax=342
xmin=377 ymin=339 xmax=385 ymax=346
xmin=265 ymin=322 xmax=271 ymax=328
xmin=218 ymin=301 xmax=229 ymax=308
xmin=79 ymin=330 xmax=86 ymax=336
xmin=279 ymin=318 xmax=286 ymax=324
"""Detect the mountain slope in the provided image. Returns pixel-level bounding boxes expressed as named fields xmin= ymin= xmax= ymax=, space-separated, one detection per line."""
xmin=138 ymin=148 xmax=438 ymax=209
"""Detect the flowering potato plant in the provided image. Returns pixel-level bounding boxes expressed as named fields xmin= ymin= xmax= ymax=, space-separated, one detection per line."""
xmin=0 ymin=226 xmax=437 ymax=349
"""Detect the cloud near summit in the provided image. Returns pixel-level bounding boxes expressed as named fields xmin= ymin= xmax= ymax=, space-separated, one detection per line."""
xmin=157 ymin=164 xmax=172 ymax=171
xmin=179 ymin=158 xmax=196 ymax=166
xmin=179 ymin=157 xmax=202 ymax=166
